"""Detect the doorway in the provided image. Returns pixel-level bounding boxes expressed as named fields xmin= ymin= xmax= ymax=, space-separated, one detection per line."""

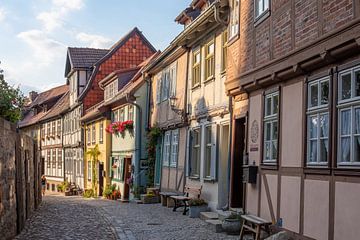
xmin=98 ymin=163 xmax=104 ymax=196
xmin=230 ymin=117 xmax=246 ymax=209
xmin=123 ymin=158 xmax=132 ymax=200
xmin=218 ymin=124 xmax=230 ymax=209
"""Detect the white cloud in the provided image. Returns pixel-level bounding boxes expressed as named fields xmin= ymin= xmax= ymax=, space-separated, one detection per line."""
xmin=0 ymin=8 xmax=7 ymax=23
xmin=37 ymin=0 xmax=85 ymax=32
xmin=76 ymin=32 xmax=113 ymax=48
xmin=17 ymin=29 xmax=66 ymax=66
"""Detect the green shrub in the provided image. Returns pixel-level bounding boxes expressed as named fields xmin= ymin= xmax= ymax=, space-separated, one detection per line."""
xmin=83 ymin=189 xmax=95 ymax=198
xmin=188 ymin=198 xmax=207 ymax=206
xmin=103 ymin=185 xmax=113 ymax=198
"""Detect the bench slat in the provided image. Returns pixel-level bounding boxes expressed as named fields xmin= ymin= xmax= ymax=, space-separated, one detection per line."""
xmin=241 ymin=214 xmax=272 ymax=225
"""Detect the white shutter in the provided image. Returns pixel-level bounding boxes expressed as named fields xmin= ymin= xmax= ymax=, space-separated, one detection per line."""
xmin=156 ymin=75 xmax=161 ymax=104
xmin=170 ymin=129 xmax=179 ymax=167
xmin=170 ymin=63 xmax=177 ymax=98
xmin=211 ymin=124 xmax=218 ymax=179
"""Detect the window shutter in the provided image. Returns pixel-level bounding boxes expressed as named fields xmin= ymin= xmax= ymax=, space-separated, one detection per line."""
xmin=211 ymin=124 xmax=218 ymax=179
xmin=109 ymin=157 xmax=113 ymax=177
xmin=170 ymin=64 xmax=177 ymax=98
xmin=156 ymin=76 xmax=161 ymax=104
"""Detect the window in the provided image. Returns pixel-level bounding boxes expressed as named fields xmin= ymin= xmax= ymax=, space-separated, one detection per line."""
xmin=87 ymin=127 xmax=91 ymax=145
xmin=221 ymin=30 xmax=228 ymax=72
xmin=338 ymin=67 xmax=360 ymax=165
xmin=128 ymin=105 xmax=134 ymax=121
xmin=190 ymin=128 xmax=201 ymax=177
xmin=41 ymin=125 xmax=45 ymax=138
xmin=114 ymin=110 xmax=119 ymax=122
xmin=229 ymin=0 xmax=239 ymax=39
xmin=170 ymin=130 xmax=179 ymax=167
xmin=205 ymin=40 xmax=215 ymax=80
xmin=156 ymin=74 xmax=162 ymax=104
xmin=263 ymin=91 xmax=279 ymax=163
xmin=99 ymin=122 xmax=104 ymax=143
xmin=92 ymin=124 xmax=96 ymax=144
xmin=204 ymin=126 xmax=212 ymax=178
xmin=52 ymin=121 xmax=56 ymax=136
xmin=307 ymin=78 xmax=330 ymax=165
xmin=163 ymin=131 xmax=171 ymax=166
xmin=119 ymin=108 xmax=125 ymax=122
xmin=255 ymin=0 xmax=269 ymax=19
xmin=57 ymin=120 xmax=61 ymax=136
xmin=105 ymin=80 xmax=118 ymax=101
xmin=169 ymin=63 xmax=177 ymax=98
xmin=52 ymin=149 xmax=56 ymax=168
xmin=47 ymin=123 xmax=50 ymax=137
xmin=87 ymin=161 xmax=92 ymax=181
xmin=47 ymin=150 xmax=51 ymax=168
xmin=58 ymin=149 xmax=62 ymax=170
xmin=192 ymin=50 xmax=201 ymax=87
xmin=161 ymin=71 xmax=170 ymax=102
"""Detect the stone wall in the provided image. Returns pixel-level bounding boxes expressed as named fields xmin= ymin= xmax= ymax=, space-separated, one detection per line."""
xmin=0 ymin=117 xmax=42 ymax=240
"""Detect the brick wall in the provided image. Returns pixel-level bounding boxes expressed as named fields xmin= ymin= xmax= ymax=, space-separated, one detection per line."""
xmin=83 ymin=32 xmax=155 ymax=111
xmin=0 ymin=118 xmax=41 ymax=239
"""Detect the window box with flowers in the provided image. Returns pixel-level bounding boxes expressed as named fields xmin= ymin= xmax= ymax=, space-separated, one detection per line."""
xmin=106 ymin=120 xmax=134 ymax=138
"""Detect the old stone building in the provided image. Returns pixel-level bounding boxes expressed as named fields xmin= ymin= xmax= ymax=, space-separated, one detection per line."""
xmin=225 ymin=0 xmax=360 ymax=239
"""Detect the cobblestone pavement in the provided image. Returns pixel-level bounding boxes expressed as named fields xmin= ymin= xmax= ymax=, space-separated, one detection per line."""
xmin=15 ymin=195 xmax=241 ymax=240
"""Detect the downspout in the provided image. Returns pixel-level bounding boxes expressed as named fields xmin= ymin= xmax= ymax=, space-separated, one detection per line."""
xmin=227 ymin=96 xmax=233 ymax=209
xmin=125 ymin=94 xmax=142 ymax=188
xmin=182 ymin=48 xmax=190 ymax=191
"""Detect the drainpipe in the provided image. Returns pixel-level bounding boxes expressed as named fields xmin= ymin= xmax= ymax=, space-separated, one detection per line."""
xmin=182 ymin=48 xmax=190 ymax=191
xmin=125 ymin=94 xmax=142 ymax=188
xmin=227 ymin=96 xmax=233 ymax=209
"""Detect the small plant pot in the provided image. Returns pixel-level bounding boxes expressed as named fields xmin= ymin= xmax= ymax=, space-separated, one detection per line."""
xmin=188 ymin=205 xmax=208 ymax=218
xmin=222 ymin=218 xmax=242 ymax=235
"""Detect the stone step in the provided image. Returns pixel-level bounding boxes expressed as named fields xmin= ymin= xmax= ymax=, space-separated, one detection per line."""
xmin=199 ymin=211 xmax=219 ymax=221
xmin=205 ymin=219 xmax=223 ymax=233
xmin=216 ymin=209 xmax=232 ymax=221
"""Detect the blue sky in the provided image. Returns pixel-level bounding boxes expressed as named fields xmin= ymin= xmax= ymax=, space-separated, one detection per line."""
xmin=0 ymin=0 xmax=186 ymax=94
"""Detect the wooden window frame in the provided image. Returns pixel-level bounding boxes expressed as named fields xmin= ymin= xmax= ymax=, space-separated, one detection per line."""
xmin=229 ymin=0 xmax=240 ymax=41
xmin=190 ymin=128 xmax=201 ymax=178
xmin=91 ymin=124 xmax=96 ymax=144
xmin=99 ymin=122 xmax=104 ymax=144
xmin=221 ymin=30 xmax=228 ymax=73
xmin=204 ymin=39 xmax=215 ymax=81
xmin=192 ymin=50 xmax=201 ymax=88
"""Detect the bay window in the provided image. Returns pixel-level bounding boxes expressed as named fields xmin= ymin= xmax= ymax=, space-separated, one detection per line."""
xmin=263 ymin=91 xmax=279 ymax=163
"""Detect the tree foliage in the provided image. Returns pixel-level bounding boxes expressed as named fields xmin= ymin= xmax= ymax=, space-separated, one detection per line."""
xmin=0 ymin=64 xmax=25 ymax=123
xmin=86 ymin=144 xmax=101 ymax=197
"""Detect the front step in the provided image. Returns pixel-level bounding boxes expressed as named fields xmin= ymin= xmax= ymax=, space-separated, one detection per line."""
xmin=205 ymin=219 xmax=223 ymax=233
xmin=199 ymin=211 xmax=219 ymax=221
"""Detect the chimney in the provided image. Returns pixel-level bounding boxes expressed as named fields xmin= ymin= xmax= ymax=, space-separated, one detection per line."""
xmin=29 ymin=91 xmax=38 ymax=102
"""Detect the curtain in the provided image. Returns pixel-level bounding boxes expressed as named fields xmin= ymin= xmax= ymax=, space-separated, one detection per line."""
xmin=341 ymin=110 xmax=351 ymax=162
xmin=321 ymin=114 xmax=329 ymax=155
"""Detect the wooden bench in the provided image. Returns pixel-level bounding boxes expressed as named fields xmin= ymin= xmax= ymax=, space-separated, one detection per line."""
xmin=159 ymin=192 xmax=179 ymax=207
xmin=239 ymin=214 xmax=272 ymax=240
xmin=169 ymin=185 xmax=202 ymax=215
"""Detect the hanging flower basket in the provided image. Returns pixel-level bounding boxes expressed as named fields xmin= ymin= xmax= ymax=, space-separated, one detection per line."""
xmin=106 ymin=120 xmax=134 ymax=138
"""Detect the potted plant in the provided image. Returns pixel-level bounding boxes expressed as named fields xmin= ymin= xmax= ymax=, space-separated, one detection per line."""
xmin=103 ymin=185 xmax=113 ymax=199
xmin=188 ymin=198 xmax=208 ymax=218
xmin=222 ymin=213 xmax=242 ymax=235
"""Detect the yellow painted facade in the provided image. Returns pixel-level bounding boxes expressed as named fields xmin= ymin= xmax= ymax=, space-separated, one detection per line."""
xmin=84 ymin=118 xmax=111 ymax=196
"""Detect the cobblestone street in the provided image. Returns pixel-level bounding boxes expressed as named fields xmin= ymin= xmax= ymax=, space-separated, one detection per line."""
xmin=15 ymin=195 xmax=239 ymax=240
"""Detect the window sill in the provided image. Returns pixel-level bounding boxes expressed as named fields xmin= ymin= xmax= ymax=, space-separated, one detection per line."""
xmin=192 ymin=84 xmax=201 ymax=91
xmin=334 ymin=168 xmax=360 ymax=176
xmin=254 ymin=10 xmax=270 ymax=27
xmin=304 ymin=167 xmax=330 ymax=175
xmin=260 ymin=163 xmax=278 ymax=170
xmin=204 ymin=76 xmax=215 ymax=84
xmin=220 ymin=69 xmax=226 ymax=76
xmin=227 ymin=34 xmax=239 ymax=47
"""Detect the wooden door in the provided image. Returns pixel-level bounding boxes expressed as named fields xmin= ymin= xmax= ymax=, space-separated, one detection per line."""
xmin=123 ymin=158 xmax=131 ymax=200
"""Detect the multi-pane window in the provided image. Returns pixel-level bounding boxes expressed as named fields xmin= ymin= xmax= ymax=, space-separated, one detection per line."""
xmin=205 ymin=40 xmax=215 ymax=80
xmin=52 ymin=121 xmax=56 ymax=136
xmin=58 ymin=149 xmax=62 ymax=169
xmin=57 ymin=120 xmax=61 ymax=136
xmin=307 ymin=78 xmax=330 ymax=164
xmin=92 ymin=124 xmax=96 ymax=144
xmin=162 ymin=131 xmax=171 ymax=166
xmin=204 ymin=126 xmax=212 ymax=178
xmin=338 ymin=67 xmax=360 ymax=165
xmin=170 ymin=130 xmax=179 ymax=167
xmin=162 ymin=71 xmax=170 ymax=102
xmin=105 ymin=80 xmax=118 ymax=101
xmin=128 ymin=105 xmax=134 ymax=121
xmin=47 ymin=150 xmax=51 ymax=168
xmin=41 ymin=125 xmax=45 ymax=138
xmin=263 ymin=92 xmax=279 ymax=163
xmin=87 ymin=161 xmax=92 ymax=181
xmin=87 ymin=127 xmax=91 ymax=145
xmin=47 ymin=123 xmax=50 ymax=137
xmin=229 ymin=0 xmax=239 ymax=39
xmin=156 ymin=74 xmax=162 ymax=104
xmin=169 ymin=64 xmax=177 ymax=98
xmin=156 ymin=64 xmax=177 ymax=104
xmin=52 ymin=149 xmax=56 ymax=168
xmin=119 ymin=108 xmax=125 ymax=122
xmin=221 ymin=30 xmax=228 ymax=72
xmin=190 ymin=128 xmax=201 ymax=177
xmin=192 ymin=50 xmax=201 ymax=87
xmin=114 ymin=111 xmax=119 ymax=122
xmin=99 ymin=122 xmax=104 ymax=143
xmin=255 ymin=0 xmax=269 ymax=19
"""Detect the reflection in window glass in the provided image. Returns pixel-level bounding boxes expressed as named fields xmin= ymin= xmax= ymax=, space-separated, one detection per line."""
xmin=341 ymin=73 xmax=352 ymax=100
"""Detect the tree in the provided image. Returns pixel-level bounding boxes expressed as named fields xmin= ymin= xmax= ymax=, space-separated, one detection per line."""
xmin=86 ymin=144 xmax=101 ymax=197
xmin=0 ymin=62 xmax=25 ymax=123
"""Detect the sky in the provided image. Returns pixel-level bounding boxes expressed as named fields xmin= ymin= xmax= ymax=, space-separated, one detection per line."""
xmin=0 ymin=0 xmax=186 ymax=95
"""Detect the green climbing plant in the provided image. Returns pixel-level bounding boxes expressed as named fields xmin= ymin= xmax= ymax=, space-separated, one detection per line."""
xmin=146 ymin=125 xmax=161 ymax=187
xmin=86 ymin=144 xmax=101 ymax=197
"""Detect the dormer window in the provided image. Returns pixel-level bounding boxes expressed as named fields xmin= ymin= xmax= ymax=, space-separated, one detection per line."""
xmin=105 ymin=79 xmax=118 ymax=101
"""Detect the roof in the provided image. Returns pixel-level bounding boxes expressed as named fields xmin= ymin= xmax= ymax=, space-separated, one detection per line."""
xmin=30 ymin=84 xmax=68 ymax=107
xmin=18 ymin=110 xmax=47 ymax=128
xmin=80 ymin=101 xmax=106 ymax=123
xmin=78 ymin=27 xmax=157 ymax=101
xmin=40 ymin=91 xmax=70 ymax=122
xmin=65 ymin=47 xmax=109 ymax=77
xmin=99 ymin=67 xmax=140 ymax=88
xmin=175 ymin=7 xmax=201 ymax=24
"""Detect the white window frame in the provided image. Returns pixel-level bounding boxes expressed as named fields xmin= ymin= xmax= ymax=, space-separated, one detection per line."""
xmin=307 ymin=77 xmax=330 ymax=165
xmin=99 ymin=122 xmax=104 ymax=143
xmin=128 ymin=105 xmax=134 ymax=121
xmin=255 ymin=0 xmax=270 ymax=20
xmin=263 ymin=91 xmax=279 ymax=163
xmin=91 ymin=124 xmax=96 ymax=144
xmin=337 ymin=66 xmax=360 ymax=166
xmin=170 ymin=129 xmax=179 ymax=167
xmin=162 ymin=131 xmax=171 ymax=166
xmin=190 ymin=128 xmax=201 ymax=177
xmin=119 ymin=108 xmax=125 ymax=122
xmin=229 ymin=0 xmax=239 ymax=40
xmin=169 ymin=63 xmax=177 ymax=98
xmin=87 ymin=161 xmax=92 ymax=181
